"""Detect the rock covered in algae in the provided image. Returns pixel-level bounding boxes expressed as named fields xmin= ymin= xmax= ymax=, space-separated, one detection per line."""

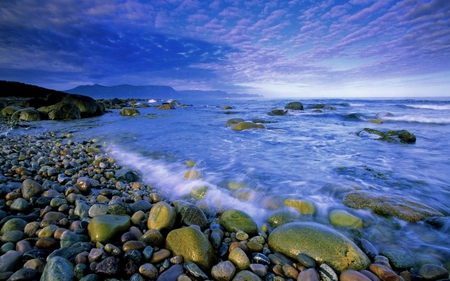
xmin=165 ymin=226 xmax=217 ymax=271
xmin=220 ymin=209 xmax=259 ymax=236
xmin=231 ymin=122 xmax=266 ymax=131
xmin=147 ymin=201 xmax=176 ymax=232
xmin=87 ymin=214 xmax=131 ymax=243
xmin=329 ymin=209 xmax=363 ymax=228
xmin=268 ymin=222 xmax=370 ymax=273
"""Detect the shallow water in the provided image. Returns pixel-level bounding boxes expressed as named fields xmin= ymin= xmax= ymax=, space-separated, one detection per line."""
xmin=5 ymin=97 xmax=450 ymax=264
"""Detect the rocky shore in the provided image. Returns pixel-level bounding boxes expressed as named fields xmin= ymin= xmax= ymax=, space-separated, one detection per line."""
xmin=0 ymin=112 xmax=449 ymax=281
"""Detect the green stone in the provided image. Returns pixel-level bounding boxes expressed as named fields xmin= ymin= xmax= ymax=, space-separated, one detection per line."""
xmin=268 ymin=222 xmax=370 ymax=273
xmin=147 ymin=201 xmax=176 ymax=232
xmin=231 ymin=122 xmax=266 ymax=131
xmin=329 ymin=209 xmax=363 ymax=228
xmin=220 ymin=209 xmax=258 ymax=236
xmin=232 ymin=270 xmax=262 ymax=281
xmin=165 ymin=226 xmax=217 ymax=271
xmin=0 ymin=218 xmax=27 ymax=235
xmin=41 ymin=256 xmax=75 ymax=281
xmin=87 ymin=214 xmax=131 ymax=243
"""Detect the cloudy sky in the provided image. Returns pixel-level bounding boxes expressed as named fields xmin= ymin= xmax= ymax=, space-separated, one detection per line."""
xmin=0 ymin=0 xmax=449 ymax=98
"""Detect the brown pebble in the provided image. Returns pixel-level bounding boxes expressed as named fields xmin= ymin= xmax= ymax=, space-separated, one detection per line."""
xmin=360 ymin=270 xmax=381 ymax=281
xmin=369 ymin=264 xmax=402 ymax=281
xmin=130 ymin=226 xmax=143 ymax=239
xmin=400 ymin=271 xmax=411 ymax=281
xmin=23 ymin=258 xmax=45 ymax=273
xmin=35 ymin=237 xmax=58 ymax=248
xmin=24 ymin=222 xmax=40 ymax=237
xmin=123 ymin=240 xmax=146 ymax=252
xmin=53 ymin=228 xmax=69 ymax=240
xmin=75 ymin=252 xmax=89 ymax=264
xmin=170 ymin=256 xmax=184 ymax=264
xmin=150 ymin=249 xmax=171 ymax=264
xmin=140 ymin=229 xmax=165 ymax=247
xmin=283 ymin=264 xmax=299 ymax=279
xmin=229 ymin=242 xmax=248 ymax=254
xmin=298 ymin=268 xmax=321 ymax=281
xmin=15 ymin=240 xmax=32 ymax=253
xmin=273 ymin=264 xmax=284 ymax=277
xmin=341 ymin=270 xmax=372 ymax=281
xmin=121 ymin=232 xmax=137 ymax=243
xmin=88 ymin=248 xmax=105 ymax=263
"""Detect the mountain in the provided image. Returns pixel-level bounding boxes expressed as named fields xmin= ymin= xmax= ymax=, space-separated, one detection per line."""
xmin=65 ymin=84 xmax=262 ymax=100
xmin=0 ymin=80 xmax=66 ymax=99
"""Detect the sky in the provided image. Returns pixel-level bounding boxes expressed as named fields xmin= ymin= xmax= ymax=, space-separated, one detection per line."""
xmin=0 ymin=0 xmax=449 ymax=98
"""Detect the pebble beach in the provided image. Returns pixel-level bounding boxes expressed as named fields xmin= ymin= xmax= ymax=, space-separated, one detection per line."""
xmin=1 ymin=102 xmax=450 ymax=281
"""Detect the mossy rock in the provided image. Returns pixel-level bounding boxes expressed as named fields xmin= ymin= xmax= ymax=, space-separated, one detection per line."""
xmin=11 ymin=108 xmax=41 ymax=121
xmin=268 ymin=222 xmax=370 ymax=273
xmin=120 ymin=107 xmax=140 ymax=116
xmin=268 ymin=109 xmax=287 ymax=116
xmin=285 ymin=102 xmax=304 ymax=110
xmin=231 ymin=122 xmax=266 ymax=131
xmin=267 ymin=210 xmax=300 ymax=227
xmin=220 ymin=209 xmax=258 ymax=236
xmin=190 ymin=185 xmax=209 ymax=199
xmin=1 ymin=106 xmax=22 ymax=116
xmin=225 ymin=118 xmax=245 ymax=127
xmin=158 ymin=103 xmax=175 ymax=110
xmin=329 ymin=209 xmax=363 ymax=228
xmin=285 ymin=199 xmax=315 ymax=215
xmin=87 ymin=214 xmax=131 ymax=243
xmin=185 ymin=170 xmax=202 ymax=180
xmin=147 ymin=201 xmax=176 ymax=232
xmin=165 ymin=226 xmax=217 ymax=271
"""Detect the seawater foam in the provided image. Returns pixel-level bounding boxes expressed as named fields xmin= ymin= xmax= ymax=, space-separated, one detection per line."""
xmin=407 ymin=104 xmax=450 ymax=110
xmin=106 ymin=144 xmax=269 ymax=223
xmin=383 ymin=115 xmax=450 ymax=124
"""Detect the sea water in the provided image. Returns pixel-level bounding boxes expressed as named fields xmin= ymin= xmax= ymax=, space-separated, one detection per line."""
xmin=5 ymin=97 xmax=450 ymax=264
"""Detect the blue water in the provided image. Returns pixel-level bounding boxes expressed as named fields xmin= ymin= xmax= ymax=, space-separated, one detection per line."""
xmin=5 ymin=97 xmax=450 ymax=264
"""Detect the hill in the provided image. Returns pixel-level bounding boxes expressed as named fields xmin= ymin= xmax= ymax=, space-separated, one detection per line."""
xmin=0 ymin=80 xmax=66 ymax=99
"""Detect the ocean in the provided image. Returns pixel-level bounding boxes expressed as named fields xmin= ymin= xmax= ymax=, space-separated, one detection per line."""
xmin=4 ymin=97 xmax=450 ymax=264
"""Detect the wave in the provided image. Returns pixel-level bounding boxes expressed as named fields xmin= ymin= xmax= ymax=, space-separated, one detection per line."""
xmin=349 ymin=103 xmax=366 ymax=107
xmin=383 ymin=115 xmax=450 ymax=124
xmin=406 ymin=104 xmax=450 ymax=110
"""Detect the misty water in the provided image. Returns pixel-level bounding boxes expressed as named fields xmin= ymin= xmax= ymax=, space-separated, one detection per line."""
xmin=5 ymin=97 xmax=450 ymax=265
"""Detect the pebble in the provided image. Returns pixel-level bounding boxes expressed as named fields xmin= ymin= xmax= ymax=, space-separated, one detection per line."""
xmin=229 ymin=247 xmax=251 ymax=270
xmin=211 ymin=260 xmax=236 ymax=281
xmin=419 ymin=264 xmax=449 ymax=280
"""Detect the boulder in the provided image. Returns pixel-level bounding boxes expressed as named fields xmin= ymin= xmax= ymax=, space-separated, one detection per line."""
xmin=219 ymin=209 xmax=258 ymax=236
xmin=62 ymin=94 xmax=104 ymax=117
xmin=231 ymin=122 xmax=266 ymax=131
xmin=11 ymin=107 xmax=41 ymax=121
xmin=268 ymin=222 xmax=370 ymax=273
xmin=1 ymin=106 xmax=21 ymax=116
xmin=120 ymin=107 xmax=140 ymax=116
xmin=329 ymin=209 xmax=363 ymax=228
xmin=147 ymin=201 xmax=176 ymax=232
xmin=342 ymin=191 xmax=443 ymax=222
xmin=174 ymin=200 xmax=208 ymax=229
xmin=285 ymin=102 xmax=304 ymax=110
xmin=225 ymin=118 xmax=245 ymax=127
xmin=285 ymin=199 xmax=315 ymax=215
xmin=268 ymin=109 xmax=287 ymax=116
xmin=87 ymin=215 xmax=131 ymax=243
xmin=47 ymin=102 xmax=81 ymax=120
xmin=357 ymin=128 xmax=416 ymax=143
xmin=165 ymin=226 xmax=217 ymax=271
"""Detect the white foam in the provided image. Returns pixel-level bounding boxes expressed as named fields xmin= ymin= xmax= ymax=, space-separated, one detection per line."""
xmin=406 ymin=104 xmax=450 ymax=110
xmin=349 ymin=103 xmax=366 ymax=107
xmin=383 ymin=115 xmax=450 ymax=124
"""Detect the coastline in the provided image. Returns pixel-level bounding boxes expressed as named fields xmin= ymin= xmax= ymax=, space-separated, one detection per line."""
xmin=1 ymin=104 xmax=449 ymax=281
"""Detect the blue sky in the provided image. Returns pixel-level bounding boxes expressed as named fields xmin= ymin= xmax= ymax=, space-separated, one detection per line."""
xmin=0 ymin=0 xmax=449 ymax=98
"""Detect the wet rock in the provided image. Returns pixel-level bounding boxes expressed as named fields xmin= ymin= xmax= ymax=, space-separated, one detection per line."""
xmin=357 ymin=128 xmax=416 ymax=144
xmin=1 ymin=218 xmax=27 ymax=234
xmin=87 ymin=214 xmax=131 ymax=243
xmin=61 ymin=94 xmax=103 ymax=117
xmin=0 ymin=250 xmax=22 ymax=272
xmin=183 ymin=261 xmax=209 ymax=279
xmin=225 ymin=118 xmax=245 ymax=127
xmin=298 ymin=268 xmax=321 ymax=281
xmin=343 ymin=191 xmax=443 ymax=222
xmin=147 ymin=201 xmax=176 ymax=232
xmin=220 ymin=209 xmax=258 ymax=236
xmin=329 ymin=209 xmax=363 ymax=228
xmin=369 ymin=263 xmax=402 ymax=281
xmin=139 ymin=263 xmax=159 ymax=279
xmin=268 ymin=222 xmax=370 ymax=273
xmin=229 ymin=247 xmax=250 ymax=270
xmin=165 ymin=226 xmax=217 ymax=271
xmin=211 ymin=260 xmax=236 ymax=281
xmin=285 ymin=101 xmax=304 ymax=110
xmin=41 ymin=256 xmax=75 ymax=281
xmin=320 ymin=263 xmax=339 ymax=281
xmin=1 ymin=106 xmax=21 ymax=116
xmin=359 ymin=239 xmax=379 ymax=261
xmin=232 ymin=270 xmax=262 ymax=281
xmin=297 ymin=253 xmax=316 ymax=268
xmin=268 ymin=109 xmax=287 ymax=116
xmin=21 ymin=179 xmax=43 ymax=200
xmin=174 ymin=200 xmax=208 ymax=229
xmin=120 ymin=107 xmax=140 ymax=116
xmin=149 ymin=249 xmax=170 ymax=264
xmin=340 ymin=270 xmax=372 ymax=281
xmin=418 ymin=264 xmax=449 ymax=281
xmin=140 ymin=228 xmax=165 ymax=247
xmin=11 ymin=108 xmax=41 ymax=122
xmin=8 ymin=268 xmax=37 ymax=281
xmin=231 ymin=122 xmax=266 ymax=131
xmin=381 ymin=250 xmax=415 ymax=270
xmin=95 ymin=256 xmax=119 ymax=276
xmin=267 ymin=210 xmax=301 ymax=227
xmin=47 ymin=102 xmax=81 ymax=120
xmin=156 ymin=264 xmax=184 ymax=281
xmin=285 ymin=199 xmax=315 ymax=215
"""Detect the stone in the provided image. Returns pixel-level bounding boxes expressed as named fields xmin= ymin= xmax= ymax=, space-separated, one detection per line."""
xmin=88 ymin=204 xmax=109 ymax=217
xmin=267 ymin=210 xmax=300 ymax=227
xmin=11 ymin=108 xmax=41 ymax=122
xmin=139 ymin=263 xmax=159 ymax=279
xmin=120 ymin=107 xmax=140 ymax=116
xmin=47 ymin=102 xmax=81 ymax=120
xmin=418 ymin=264 xmax=449 ymax=281
xmin=1 ymin=230 xmax=24 ymax=243
xmin=0 ymin=250 xmax=22 ymax=272
xmin=343 ymin=191 xmax=443 ymax=222
xmin=359 ymin=239 xmax=379 ymax=261
xmin=174 ymin=200 xmax=208 ymax=229
xmin=2 ymin=106 xmax=21 ymax=116
xmin=95 ymin=256 xmax=119 ymax=276
xmin=140 ymin=228 xmax=165 ymax=247
xmin=249 ymin=264 xmax=267 ymax=277
xmin=285 ymin=101 xmax=304 ymax=110
xmin=61 ymin=94 xmax=103 ymax=117
xmin=220 ymin=209 xmax=258 ymax=236
xmin=183 ymin=261 xmax=209 ymax=279
xmin=268 ymin=109 xmax=287 ymax=116
xmin=329 ymin=209 xmax=364 ymax=228
xmin=41 ymin=256 xmax=75 ymax=281
xmin=8 ymin=268 xmax=37 ymax=281
xmin=340 ymin=270 xmax=372 ymax=281
xmin=229 ymin=247 xmax=250 ymax=270
xmin=21 ymin=179 xmax=43 ymax=200
xmin=268 ymin=222 xmax=370 ymax=273
xmin=285 ymin=199 xmax=315 ymax=215
xmin=123 ymin=240 xmax=146 ymax=252
xmin=87 ymin=214 xmax=131 ymax=243
xmin=211 ymin=260 xmax=236 ymax=281
xmin=149 ymin=249 xmax=171 ymax=264
xmin=320 ymin=263 xmax=339 ymax=281
xmin=231 ymin=122 xmax=266 ymax=131
xmin=165 ymin=226 xmax=217 ymax=271
xmin=381 ymin=250 xmax=415 ymax=270
xmin=225 ymin=118 xmax=245 ymax=127
xmin=147 ymin=201 xmax=176 ymax=232
xmin=369 ymin=264 xmax=402 ymax=281
xmin=76 ymin=177 xmax=98 ymax=194
xmin=232 ymin=270 xmax=262 ymax=281
xmin=156 ymin=264 xmax=183 ymax=281
xmin=298 ymin=268 xmax=321 ymax=281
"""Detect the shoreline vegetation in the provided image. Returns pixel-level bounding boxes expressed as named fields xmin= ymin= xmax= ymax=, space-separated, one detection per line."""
xmin=0 ymin=82 xmax=449 ymax=281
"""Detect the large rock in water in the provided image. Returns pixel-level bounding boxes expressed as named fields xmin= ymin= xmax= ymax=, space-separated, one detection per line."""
xmin=285 ymin=101 xmax=304 ymax=110
xmin=165 ymin=226 xmax=217 ymax=271
xmin=47 ymin=102 xmax=81 ymax=120
xmin=87 ymin=214 xmax=131 ymax=243
xmin=231 ymin=122 xmax=266 ymax=131
xmin=268 ymin=222 xmax=370 ymax=273
xmin=10 ymin=107 xmax=41 ymax=121
xmin=62 ymin=94 xmax=104 ymax=117
xmin=343 ymin=191 xmax=443 ymax=222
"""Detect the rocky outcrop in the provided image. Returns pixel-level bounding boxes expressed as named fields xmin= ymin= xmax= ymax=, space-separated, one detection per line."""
xmin=46 ymin=102 xmax=81 ymax=120
xmin=357 ymin=128 xmax=416 ymax=143
xmin=342 ymin=191 xmax=443 ymax=222
xmin=285 ymin=102 xmax=304 ymax=110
